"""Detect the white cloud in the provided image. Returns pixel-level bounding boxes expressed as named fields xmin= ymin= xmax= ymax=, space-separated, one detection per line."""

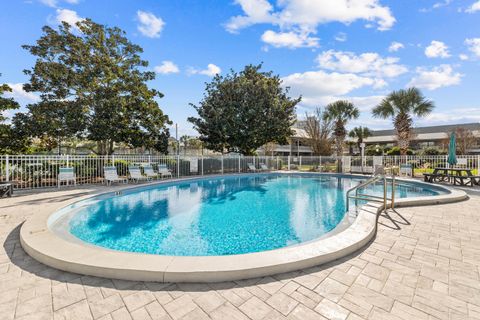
xmin=420 ymin=108 xmax=480 ymax=124
xmin=465 ymin=38 xmax=480 ymax=57
xmin=334 ymin=32 xmax=347 ymax=42
xmin=282 ymin=70 xmax=382 ymax=102
xmin=136 ymin=11 xmax=165 ymax=38
xmin=316 ymin=50 xmax=408 ymax=78
xmin=459 ymin=54 xmax=469 ymax=61
xmin=154 ymin=61 xmax=180 ymax=74
xmin=55 ymin=8 xmax=83 ymax=26
xmin=466 ymin=1 xmax=480 ymax=13
xmin=226 ymin=0 xmax=275 ymax=32
xmin=407 ymin=64 xmax=462 ymax=90
xmin=227 ymin=0 xmax=395 ymax=32
xmin=261 ymin=30 xmax=319 ymax=48
xmin=40 ymin=0 xmax=58 ymax=6
xmin=433 ymin=0 xmax=452 ymax=9
xmin=301 ymin=95 xmax=385 ymax=110
xmin=420 ymin=0 xmax=452 ymax=12
xmin=39 ymin=0 xmax=79 ymax=7
xmin=425 ymin=40 xmax=451 ymax=58
xmin=4 ymin=83 xmax=40 ymax=104
xmin=189 ymin=64 xmax=221 ymax=77
xmin=226 ymin=0 xmax=395 ymax=49
xmin=388 ymin=41 xmax=404 ymax=52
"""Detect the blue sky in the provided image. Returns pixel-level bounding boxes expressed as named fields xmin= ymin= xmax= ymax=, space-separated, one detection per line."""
xmin=1 ymin=0 xmax=480 ymax=137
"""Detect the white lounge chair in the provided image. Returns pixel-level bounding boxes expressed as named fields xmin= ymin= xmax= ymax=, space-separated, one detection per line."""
xmin=399 ymin=164 xmax=413 ymax=177
xmin=143 ymin=165 xmax=159 ymax=180
xmin=158 ymin=164 xmax=173 ymax=179
xmin=58 ymin=167 xmax=76 ymax=188
xmin=259 ymin=163 xmax=269 ymax=171
xmin=104 ymin=166 xmax=128 ymax=186
xmin=128 ymin=165 xmax=150 ymax=183
xmin=247 ymin=163 xmax=256 ymax=172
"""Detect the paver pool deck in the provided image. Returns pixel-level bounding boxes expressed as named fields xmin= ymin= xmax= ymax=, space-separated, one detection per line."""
xmin=1 ymin=185 xmax=479 ymax=320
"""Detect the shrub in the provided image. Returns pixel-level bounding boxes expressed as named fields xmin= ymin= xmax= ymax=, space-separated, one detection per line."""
xmin=386 ymin=146 xmax=414 ymax=156
xmin=420 ymin=147 xmax=446 ymax=155
xmin=365 ymin=145 xmax=384 ymax=156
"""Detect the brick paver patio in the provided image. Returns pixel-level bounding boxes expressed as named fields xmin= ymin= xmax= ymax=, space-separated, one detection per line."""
xmin=1 ymin=186 xmax=479 ymax=320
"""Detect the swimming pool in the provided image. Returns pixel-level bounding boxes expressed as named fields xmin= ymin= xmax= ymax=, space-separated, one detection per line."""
xmin=51 ymin=173 xmax=446 ymax=256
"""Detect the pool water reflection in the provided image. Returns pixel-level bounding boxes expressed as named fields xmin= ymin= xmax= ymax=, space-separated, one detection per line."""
xmin=66 ymin=174 xmax=442 ymax=256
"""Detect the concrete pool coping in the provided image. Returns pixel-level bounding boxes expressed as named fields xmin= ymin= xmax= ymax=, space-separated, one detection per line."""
xmin=20 ymin=173 xmax=467 ymax=283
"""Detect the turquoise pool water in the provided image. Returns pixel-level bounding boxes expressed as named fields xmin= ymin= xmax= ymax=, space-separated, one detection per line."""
xmin=64 ymin=174 xmax=444 ymax=256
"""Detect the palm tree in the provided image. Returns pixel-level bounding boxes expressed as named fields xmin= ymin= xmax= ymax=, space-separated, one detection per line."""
xmin=349 ymin=126 xmax=372 ymax=154
xmin=372 ymin=88 xmax=434 ymax=155
xmin=323 ymin=100 xmax=360 ymax=157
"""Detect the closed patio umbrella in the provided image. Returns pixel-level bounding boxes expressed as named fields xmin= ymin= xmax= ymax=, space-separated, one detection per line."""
xmin=447 ymin=132 xmax=457 ymax=167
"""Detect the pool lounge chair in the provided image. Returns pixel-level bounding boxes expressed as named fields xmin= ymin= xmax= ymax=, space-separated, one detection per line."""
xmin=399 ymin=164 xmax=413 ymax=177
xmin=128 ymin=165 xmax=151 ymax=183
xmin=58 ymin=167 xmax=76 ymax=188
xmin=0 ymin=182 xmax=13 ymax=197
xmin=143 ymin=165 xmax=159 ymax=180
xmin=158 ymin=164 xmax=173 ymax=179
xmin=259 ymin=163 xmax=269 ymax=171
xmin=247 ymin=163 xmax=256 ymax=172
xmin=104 ymin=166 xmax=128 ymax=186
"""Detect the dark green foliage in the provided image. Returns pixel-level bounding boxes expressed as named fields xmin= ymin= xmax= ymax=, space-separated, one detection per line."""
xmin=0 ymin=76 xmax=30 ymax=154
xmin=421 ymin=147 xmax=446 ymax=155
xmin=17 ymin=19 xmax=171 ymax=155
xmin=386 ymin=146 xmax=415 ymax=156
xmin=188 ymin=64 xmax=300 ymax=155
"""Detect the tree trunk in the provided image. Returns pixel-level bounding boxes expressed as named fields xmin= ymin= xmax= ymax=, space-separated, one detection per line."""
xmin=336 ymin=135 xmax=345 ymax=173
xmin=394 ymin=113 xmax=413 ymax=156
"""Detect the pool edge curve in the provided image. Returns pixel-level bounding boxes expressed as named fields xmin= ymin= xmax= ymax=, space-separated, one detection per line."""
xmin=20 ymin=173 xmax=467 ymax=283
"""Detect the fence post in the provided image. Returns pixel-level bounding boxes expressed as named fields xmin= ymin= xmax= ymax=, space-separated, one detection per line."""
xmin=5 ymin=155 xmax=9 ymax=182
xmin=299 ymin=156 xmax=302 ymax=171
xmin=66 ymin=154 xmax=69 ymax=167
xmin=177 ymin=155 xmax=180 ymax=177
xmin=238 ymin=156 xmax=241 ymax=173
xmin=276 ymin=156 xmax=279 ymax=170
xmin=319 ymin=156 xmax=322 ymax=172
xmin=201 ymin=156 xmax=204 ymax=176
xmin=288 ymin=156 xmax=291 ymax=171
xmin=221 ymin=156 xmax=224 ymax=174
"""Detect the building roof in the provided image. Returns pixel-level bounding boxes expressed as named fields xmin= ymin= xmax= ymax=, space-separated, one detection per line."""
xmin=370 ymin=123 xmax=480 ymax=137
xmin=363 ymin=122 xmax=480 ymax=144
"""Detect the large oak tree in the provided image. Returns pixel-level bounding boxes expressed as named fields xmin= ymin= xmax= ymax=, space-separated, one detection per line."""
xmin=17 ymin=19 xmax=171 ymax=155
xmin=188 ymin=64 xmax=300 ymax=155
xmin=0 ymin=75 xmax=29 ymax=154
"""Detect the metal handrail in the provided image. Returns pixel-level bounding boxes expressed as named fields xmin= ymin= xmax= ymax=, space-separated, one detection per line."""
xmin=346 ymin=174 xmax=396 ymax=212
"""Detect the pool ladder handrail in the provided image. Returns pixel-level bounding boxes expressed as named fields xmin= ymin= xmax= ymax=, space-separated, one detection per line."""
xmin=346 ymin=173 xmax=396 ymax=213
